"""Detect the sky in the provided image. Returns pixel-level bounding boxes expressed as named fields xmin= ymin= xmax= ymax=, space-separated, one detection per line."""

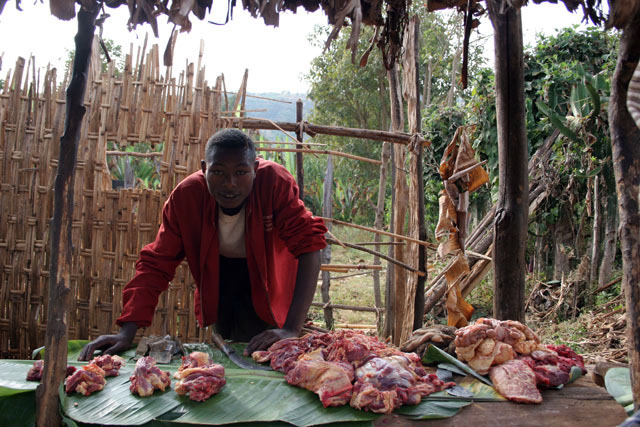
xmin=0 ymin=1 xmax=588 ymax=94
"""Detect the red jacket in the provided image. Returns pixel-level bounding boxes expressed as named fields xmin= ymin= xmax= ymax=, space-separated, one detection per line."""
xmin=117 ymin=159 xmax=327 ymax=329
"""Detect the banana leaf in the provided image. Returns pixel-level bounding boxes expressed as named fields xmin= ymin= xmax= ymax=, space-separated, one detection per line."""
xmin=422 ymin=345 xmax=493 ymax=386
xmin=32 ymin=340 xmax=90 ymax=361
xmin=394 ymin=399 xmax=471 ymax=420
xmin=605 ymin=367 xmax=633 ymax=415
xmin=0 ymin=389 xmax=36 ymax=426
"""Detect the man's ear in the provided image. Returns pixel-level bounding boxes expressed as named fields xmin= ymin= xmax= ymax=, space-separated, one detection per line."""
xmin=253 ymin=159 xmax=259 ymax=173
xmin=201 ymin=159 xmax=207 ymax=175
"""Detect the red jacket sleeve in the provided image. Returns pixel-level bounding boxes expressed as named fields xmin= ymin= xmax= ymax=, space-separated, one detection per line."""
xmin=117 ymin=194 xmax=186 ymax=327
xmin=271 ymin=166 xmax=327 ymax=256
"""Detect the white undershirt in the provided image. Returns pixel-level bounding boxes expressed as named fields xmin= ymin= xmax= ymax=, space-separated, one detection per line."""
xmin=217 ymin=205 xmax=246 ymax=258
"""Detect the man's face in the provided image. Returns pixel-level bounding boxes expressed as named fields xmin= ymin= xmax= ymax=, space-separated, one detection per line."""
xmin=201 ymin=146 xmax=258 ymax=210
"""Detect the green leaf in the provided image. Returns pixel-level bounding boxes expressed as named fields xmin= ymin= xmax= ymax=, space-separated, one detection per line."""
xmin=61 ymin=368 xmax=182 ymax=426
xmin=536 ymin=101 xmax=581 ymax=143
xmin=605 ymin=367 xmax=632 ymax=414
xmin=567 ymin=365 xmax=584 ymax=384
xmin=0 ymin=390 xmax=36 ymax=426
xmin=395 ymin=399 xmax=470 ymax=419
xmin=584 ymin=80 xmax=601 ymax=120
xmin=34 ymin=340 xmax=90 ymax=361
xmin=422 ymin=345 xmax=492 ymax=386
xmin=437 ymin=363 xmax=466 ymax=377
xmin=457 ymin=377 xmax=505 ymax=401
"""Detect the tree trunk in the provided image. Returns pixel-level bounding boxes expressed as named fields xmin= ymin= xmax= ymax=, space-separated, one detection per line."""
xmin=423 ymin=57 xmax=432 ymax=109
xmin=296 ymin=99 xmax=304 ymax=201
xmin=589 ymin=175 xmax=602 ymax=285
xmin=553 ymin=206 xmax=573 ymax=281
xmin=373 ymin=142 xmax=390 ymax=333
xmin=36 ymin=7 xmax=99 ymax=427
xmin=598 ymin=191 xmax=618 ymax=287
xmin=446 ymin=49 xmax=461 ymax=108
xmin=608 ymin=10 xmax=640 ymax=410
xmin=321 ymin=156 xmax=334 ymax=329
xmin=486 ymin=0 xmax=528 ymax=322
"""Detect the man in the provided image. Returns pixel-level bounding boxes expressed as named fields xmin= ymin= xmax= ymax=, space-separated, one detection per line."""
xmin=79 ymin=129 xmax=327 ymax=360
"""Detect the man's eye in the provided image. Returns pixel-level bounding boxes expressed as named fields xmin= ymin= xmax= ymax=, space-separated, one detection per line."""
xmin=237 ymin=170 xmax=248 ymax=175
xmin=212 ymin=170 xmax=224 ymax=175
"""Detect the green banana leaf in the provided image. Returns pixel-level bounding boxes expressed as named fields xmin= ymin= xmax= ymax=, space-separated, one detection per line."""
xmin=605 ymin=367 xmax=633 ymax=415
xmin=457 ymin=377 xmax=505 ymax=401
xmin=0 ymin=389 xmax=36 ymax=426
xmin=422 ymin=345 xmax=493 ymax=386
xmin=395 ymin=399 xmax=471 ymax=419
xmin=536 ymin=101 xmax=581 ymax=144
xmin=32 ymin=340 xmax=90 ymax=361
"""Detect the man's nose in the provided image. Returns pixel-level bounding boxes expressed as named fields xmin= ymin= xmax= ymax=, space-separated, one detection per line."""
xmin=223 ymin=173 xmax=236 ymax=187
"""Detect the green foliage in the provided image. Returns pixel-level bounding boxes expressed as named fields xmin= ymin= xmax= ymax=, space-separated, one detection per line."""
xmin=107 ymin=142 xmax=162 ymax=190
xmin=65 ymin=38 xmax=125 ymax=75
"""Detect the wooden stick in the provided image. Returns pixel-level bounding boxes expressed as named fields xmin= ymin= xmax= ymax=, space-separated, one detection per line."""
xmin=224 ymin=116 xmax=428 ymax=146
xmin=320 ymin=217 xmax=438 ymax=249
xmin=321 ymin=264 xmax=384 ymax=271
xmin=326 ymin=237 xmax=425 ymax=276
xmin=37 ymin=8 xmax=99 ymax=427
xmin=221 ymin=108 xmax=268 ymax=114
xmin=326 ymin=230 xmax=347 ymax=248
xmin=310 ymin=302 xmax=380 ymax=312
xmin=212 ymin=90 xmax=293 ymax=104
xmin=311 ymin=322 xmax=378 ymax=329
xmin=592 ymin=276 xmax=622 ymax=294
xmin=106 ymin=150 xmax=162 ymax=158
xmin=257 ymin=148 xmax=382 ymax=165
xmin=354 ymin=241 xmax=406 ymax=246
xmin=256 ymin=141 xmax=327 ymax=146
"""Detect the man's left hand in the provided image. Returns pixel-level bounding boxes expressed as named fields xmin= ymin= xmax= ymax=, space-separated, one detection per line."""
xmin=244 ymin=328 xmax=298 ymax=356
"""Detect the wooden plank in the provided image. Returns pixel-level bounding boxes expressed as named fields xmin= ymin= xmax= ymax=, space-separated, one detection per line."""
xmin=374 ymin=377 xmax=628 ymax=426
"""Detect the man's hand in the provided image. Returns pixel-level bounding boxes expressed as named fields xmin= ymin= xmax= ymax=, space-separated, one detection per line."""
xmin=78 ymin=322 xmax=138 ymax=361
xmin=243 ymin=328 xmax=298 ymax=356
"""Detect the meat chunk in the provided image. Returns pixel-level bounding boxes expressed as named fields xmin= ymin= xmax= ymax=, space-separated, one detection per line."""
xmin=174 ymin=351 xmax=212 ymax=379
xmin=252 ymin=332 xmax=333 ymax=373
xmin=26 ymin=360 xmax=77 ymax=381
xmin=65 ymin=364 xmax=107 ymax=396
xmin=350 ymin=355 xmax=455 ymax=414
xmin=89 ymin=354 xmax=126 ymax=377
xmin=175 ymin=364 xmax=226 ymax=402
xmin=489 ymin=359 xmax=542 ymax=404
xmin=129 ymin=356 xmax=171 ymax=397
xmin=285 ymin=349 xmax=354 ymax=407
xmin=518 ymin=344 xmax=585 ymax=389
xmin=547 ymin=344 xmax=586 ymax=374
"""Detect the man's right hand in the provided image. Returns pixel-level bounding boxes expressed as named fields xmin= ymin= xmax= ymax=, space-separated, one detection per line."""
xmin=78 ymin=322 xmax=138 ymax=361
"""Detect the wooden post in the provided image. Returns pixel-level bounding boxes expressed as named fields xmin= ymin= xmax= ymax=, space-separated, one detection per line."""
xmin=296 ymin=99 xmax=304 ymax=201
xmin=387 ymin=62 xmax=407 ymax=345
xmin=486 ymin=0 xmax=528 ymax=322
xmin=608 ymin=10 xmax=640 ymax=410
xmin=36 ymin=6 xmax=99 ymax=427
xmin=373 ymin=142 xmax=390 ymax=333
xmin=401 ymin=16 xmax=426 ymax=331
xmin=321 ymin=155 xmax=334 ymax=329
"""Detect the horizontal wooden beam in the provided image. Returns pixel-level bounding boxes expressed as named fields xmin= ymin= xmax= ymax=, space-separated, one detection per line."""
xmin=310 ymin=302 xmax=380 ymax=312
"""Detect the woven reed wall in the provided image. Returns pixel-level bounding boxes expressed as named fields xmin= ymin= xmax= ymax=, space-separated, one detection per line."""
xmin=0 ymin=40 xmax=242 ymax=358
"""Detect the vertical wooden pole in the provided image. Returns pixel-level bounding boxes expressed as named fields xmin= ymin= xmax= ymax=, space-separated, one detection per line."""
xmin=36 ymin=6 xmax=99 ymax=427
xmin=296 ymin=99 xmax=304 ymax=201
xmin=401 ymin=16 xmax=426 ymax=331
xmin=321 ymin=155 xmax=334 ymax=329
xmin=387 ymin=63 xmax=407 ymax=345
xmin=486 ymin=0 xmax=528 ymax=322
xmin=608 ymin=10 xmax=640 ymax=410
xmin=373 ymin=142 xmax=390 ymax=334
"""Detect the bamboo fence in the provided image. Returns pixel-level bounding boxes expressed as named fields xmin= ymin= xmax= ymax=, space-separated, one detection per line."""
xmin=0 ymin=42 xmax=230 ymax=358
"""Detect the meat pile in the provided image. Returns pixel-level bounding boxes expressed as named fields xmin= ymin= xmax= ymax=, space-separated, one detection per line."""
xmin=129 ymin=356 xmax=172 ymax=397
xmin=26 ymin=360 xmax=77 ymax=381
xmin=64 ymin=354 xmax=126 ymax=395
xmin=65 ymin=364 xmax=107 ymax=396
xmin=455 ymin=318 xmax=586 ymax=403
xmin=174 ymin=351 xmax=227 ymax=401
xmin=252 ymin=330 xmax=454 ymax=414
xmin=90 ymin=355 xmax=126 ymax=376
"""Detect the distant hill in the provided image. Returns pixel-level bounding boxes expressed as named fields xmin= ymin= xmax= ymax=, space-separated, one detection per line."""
xmin=244 ymin=92 xmax=314 ymax=140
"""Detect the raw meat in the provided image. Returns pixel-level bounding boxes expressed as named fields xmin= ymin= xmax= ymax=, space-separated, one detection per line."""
xmin=518 ymin=344 xmax=585 ymax=389
xmin=65 ymin=364 xmax=107 ymax=396
xmin=89 ymin=354 xmax=126 ymax=377
xmin=547 ymin=344 xmax=586 ymax=374
xmin=489 ymin=359 xmax=542 ymax=404
xmin=174 ymin=351 xmax=212 ymax=379
xmin=253 ymin=330 xmax=455 ymax=414
xmin=350 ymin=355 xmax=455 ymax=414
xmin=26 ymin=360 xmax=77 ymax=381
xmin=174 ymin=364 xmax=226 ymax=402
xmin=455 ymin=318 xmax=541 ymax=374
xmin=129 ymin=356 xmax=171 ymax=397
xmin=284 ymin=349 xmax=354 ymax=407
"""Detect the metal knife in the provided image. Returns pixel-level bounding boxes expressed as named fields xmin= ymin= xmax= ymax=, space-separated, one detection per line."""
xmin=211 ymin=332 xmax=272 ymax=371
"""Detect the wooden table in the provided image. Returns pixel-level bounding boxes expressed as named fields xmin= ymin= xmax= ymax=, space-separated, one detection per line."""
xmin=375 ymin=376 xmax=628 ymax=426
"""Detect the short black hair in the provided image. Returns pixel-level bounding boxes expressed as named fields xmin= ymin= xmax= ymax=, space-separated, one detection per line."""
xmin=204 ymin=129 xmax=256 ymax=163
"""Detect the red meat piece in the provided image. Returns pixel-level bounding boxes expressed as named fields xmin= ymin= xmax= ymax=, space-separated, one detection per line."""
xmin=489 ymin=359 xmax=542 ymax=404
